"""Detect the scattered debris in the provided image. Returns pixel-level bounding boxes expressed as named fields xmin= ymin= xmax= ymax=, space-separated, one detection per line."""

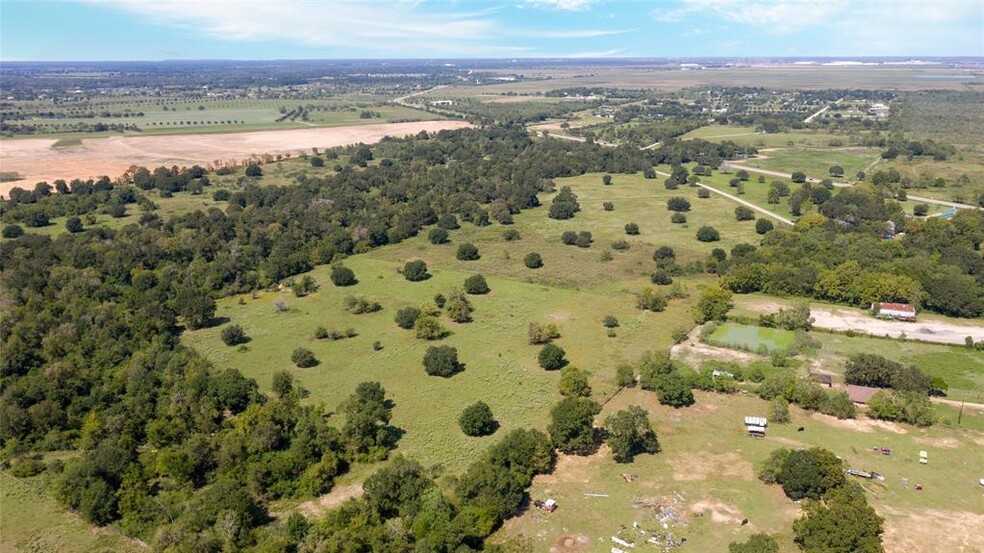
xmin=585 ymin=493 xmax=610 ymax=498
xmin=535 ymin=499 xmax=558 ymax=512
xmin=919 ymin=451 xmax=928 ymax=465
xmin=621 ymin=473 xmax=637 ymax=482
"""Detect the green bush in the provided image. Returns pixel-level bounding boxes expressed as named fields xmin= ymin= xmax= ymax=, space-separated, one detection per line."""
xmin=502 ymin=228 xmax=521 ymax=241
xmin=330 ymin=264 xmax=357 ymax=286
xmin=220 ymin=324 xmax=249 ymax=346
xmin=624 ymin=223 xmax=640 ymax=235
xmin=456 ymin=243 xmax=480 ymax=261
xmin=394 ymin=306 xmax=421 ymax=329
xmin=605 ymin=405 xmax=660 ymax=463
xmin=558 ymin=366 xmax=591 ymax=397
xmin=459 ymin=402 xmax=497 ymax=436
xmin=403 ymin=259 xmax=430 ymax=282
xmin=538 ymin=343 xmax=567 ymax=370
xmin=524 ymin=252 xmax=543 ymax=268
xmin=291 ymin=348 xmax=318 ymax=368
xmin=423 ymin=345 xmax=462 ymax=377
xmin=414 ymin=316 xmax=447 ymax=340
xmin=428 ymin=227 xmax=449 ymax=244
xmin=464 ymin=274 xmax=490 ymax=294
xmin=696 ymin=226 xmax=721 ymax=242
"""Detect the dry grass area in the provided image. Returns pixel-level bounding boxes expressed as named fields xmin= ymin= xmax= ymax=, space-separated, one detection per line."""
xmin=0 ymin=120 xmax=469 ymax=196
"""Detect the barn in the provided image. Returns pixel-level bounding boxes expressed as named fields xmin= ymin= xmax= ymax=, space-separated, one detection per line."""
xmin=872 ymin=302 xmax=916 ymax=322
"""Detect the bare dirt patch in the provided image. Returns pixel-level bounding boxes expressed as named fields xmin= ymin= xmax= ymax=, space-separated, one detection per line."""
xmin=538 ymin=452 xmax=597 ymax=485
xmin=672 ymin=452 xmax=754 ymax=482
xmin=879 ymin=507 xmax=984 ymax=553
xmin=294 ymin=483 xmax=364 ymax=517
xmin=813 ymin=413 xmax=908 ymax=434
xmin=670 ymin=326 xmax=758 ymax=364
xmin=912 ymin=437 xmax=962 ymax=449
xmin=690 ymin=500 xmax=745 ymax=524
xmin=0 ymin=120 xmax=470 ymax=197
xmin=549 ymin=534 xmax=590 ymax=553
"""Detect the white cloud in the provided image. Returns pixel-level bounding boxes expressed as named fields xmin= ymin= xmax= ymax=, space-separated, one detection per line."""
xmin=525 ymin=0 xmax=598 ymax=11
xmin=513 ymin=28 xmax=635 ymax=38
xmin=81 ymin=0 xmax=509 ymax=56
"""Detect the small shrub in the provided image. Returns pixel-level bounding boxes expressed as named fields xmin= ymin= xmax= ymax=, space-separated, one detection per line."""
xmin=913 ymin=204 xmax=929 ymax=216
xmin=291 ymin=348 xmax=317 ymax=368
xmin=437 ymin=214 xmax=460 ymax=230
xmin=414 ymin=316 xmax=447 ymax=340
xmin=394 ymin=306 xmax=421 ymax=329
xmin=603 ymin=201 xmax=614 ymax=211
xmin=755 ymin=218 xmax=774 ymax=234
xmin=670 ymin=212 xmax=687 ymax=224
xmin=666 ymin=197 xmax=691 ymax=212
xmin=653 ymin=246 xmax=675 ymax=261
xmin=558 ymin=366 xmax=592 ymax=397
xmin=344 ymin=295 xmax=381 ymax=314
xmin=524 ymin=252 xmax=543 ymax=268
xmin=602 ymin=174 xmax=613 ymax=185
xmin=220 ymin=324 xmax=249 ymax=346
xmin=735 ymin=206 xmax=755 ymax=221
xmin=330 ymin=264 xmax=356 ymax=286
xmin=245 ymin=164 xmax=262 ymax=177
xmin=624 ymin=223 xmax=640 ymax=235
xmin=603 ymin=315 xmax=619 ymax=328
xmin=697 ymin=187 xmax=711 ymax=199
xmin=574 ymin=231 xmax=592 ymax=248
xmin=433 ymin=294 xmax=446 ymax=308
xmin=456 ymin=243 xmax=480 ymax=261
xmin=423 ymin=345 xmax=462 ymax=377
xmin=529 ymin=322 xmax=560 ymax=345
xmin=212 ymin=189 xmax=231 ymax=201
xmin=464 ymin=274 xmax=490 ymax=294
xmin=502 ymin=228 xmax=521 ymax=241
xmin=560 ymin=230 xmax=578 ymax=245
xmin=638 ymin=287 xmax=668 ymax=312
xmin=538 ymin=343 xmax=567 ymax=370
xmin=616 ymin=364 xmax=636 ymax=388
xmin=459 ymin=402 xmax=497 ymax=436
xmin=651 ymin=270 xmax=673 ymax=285
xmin=611 ymin=239 xmax=629 ymax=251
xmin=428 ymin=227 xmax=449 ymax=244
xmin=444 ymin=290 xmax=473 ymax=323
xmin=403 ymin=259 xmax=430 ymax=282
xmin=696 ymin=226 xmax=720 ymax=242
xmin=600 ymin=250 xmax=613 ymax=262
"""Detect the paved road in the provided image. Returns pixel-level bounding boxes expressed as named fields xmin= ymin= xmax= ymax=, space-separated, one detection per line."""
xmin=722 ymin=162 xmax=981 ymax=211
xmin=654 ymin=170 xmax=794 ymax=225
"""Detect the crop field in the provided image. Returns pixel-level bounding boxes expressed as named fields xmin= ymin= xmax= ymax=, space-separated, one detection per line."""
xmin=706 ymin=322 xmax=796 ymax=353
xmin=0 ymin=472 xmax=142 ymax=553
xmin=2 ymin=96 xmax=442 ymax=138
xmin=428 ymin=66 xmax=981 ymax=96
xmin=741 ymin=147 xmax=881 ymax=181
xmin=499 ymin=388 xmax=984 ymax=553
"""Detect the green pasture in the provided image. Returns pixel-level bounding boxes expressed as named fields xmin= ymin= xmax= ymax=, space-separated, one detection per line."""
xmin=741 ymin=147 xmax=881 ymax=181
xmin=688 ymin=167 xmax=800 ymax=220
xmin=0 ymin=472 xmax=143 ymax=553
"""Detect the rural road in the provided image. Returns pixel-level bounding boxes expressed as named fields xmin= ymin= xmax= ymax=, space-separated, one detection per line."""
xmin=654 ymin=170 xmax=795 ymax=225
xmin=721 ymin=162 xmax=981 ymax=211
xmin=802 ymin=97 xmax=844 ymax=123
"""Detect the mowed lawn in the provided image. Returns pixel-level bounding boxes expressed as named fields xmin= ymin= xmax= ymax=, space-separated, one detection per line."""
xmin=741 ymin=147 xmax=881 ymax=181
xmin=499 ymin=389 xmax=984 ymax=553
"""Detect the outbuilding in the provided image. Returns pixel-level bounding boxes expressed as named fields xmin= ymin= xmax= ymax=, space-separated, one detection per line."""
xmin=847 ymin=385 xmax=880 ymax=404
xmin=872 ymin=302 xmax=916 ymax=322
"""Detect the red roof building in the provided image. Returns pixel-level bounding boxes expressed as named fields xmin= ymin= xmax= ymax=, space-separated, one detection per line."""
xmin=873 ymin=302 xmax=916 ymax=321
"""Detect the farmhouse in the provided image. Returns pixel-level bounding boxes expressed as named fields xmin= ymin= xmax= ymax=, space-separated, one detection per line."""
xmin=847 ymin=385 xmax=880 ymax=404
xmin=872 ymin=302 xmax=916 ymax=322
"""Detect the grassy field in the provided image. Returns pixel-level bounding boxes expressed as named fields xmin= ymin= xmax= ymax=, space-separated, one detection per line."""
xmin=741 ymin=147 xmax=881 ymax=181
xmin=688 ymin=166 xmax=801 ymax=221
xmin=707 ymin=322 xmax=796 ymax=354
xmin=183 ymin=170 xmax=770 ymax=467
xmin=0 ymin=472 xmax=143 ymax=553
xmin=498 ymin=388 xmax=984 ymax=553
xmin=681 ymin=124 xmax=877 ymax=149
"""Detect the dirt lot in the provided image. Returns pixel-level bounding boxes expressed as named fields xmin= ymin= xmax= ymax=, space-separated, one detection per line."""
xmin=0 ymin=121 xmax=470 ymax=197
xmin=736 ymin=297 xmax=984 ymax=346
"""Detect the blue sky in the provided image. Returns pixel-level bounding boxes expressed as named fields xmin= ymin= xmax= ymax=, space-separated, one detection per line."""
xmin=2 ymin=0 xmax=981 ymax=60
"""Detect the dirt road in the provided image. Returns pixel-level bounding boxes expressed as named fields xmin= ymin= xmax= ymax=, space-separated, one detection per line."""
xmin=653 ymin=169 xmax=794 ymax=225
xmin=0 ymin=120 xmax=470 ymax=197
xmin=739 ymin=298 xmax=984 ymax=345
xmin=721 ymin=162 xmax=981 ymax=211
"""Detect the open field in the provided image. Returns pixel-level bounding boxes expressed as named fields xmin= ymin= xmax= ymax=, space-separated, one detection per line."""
xmin=0 ymin=472 xmax=143 ymax=553
xmin=429 ymin=66 xmax=983 ymax=96
xmin=742 ymin=147 xmax=881 ymax=180
xmin=0 ymin=120 xmax=469 ymax=197
xmin=681 ymin=124 xmax=878 ymax=149
xmin=498 ymin=389 xmax=984 ymax=553
xmin=183 ymin=170 xmax=767 ymax=467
